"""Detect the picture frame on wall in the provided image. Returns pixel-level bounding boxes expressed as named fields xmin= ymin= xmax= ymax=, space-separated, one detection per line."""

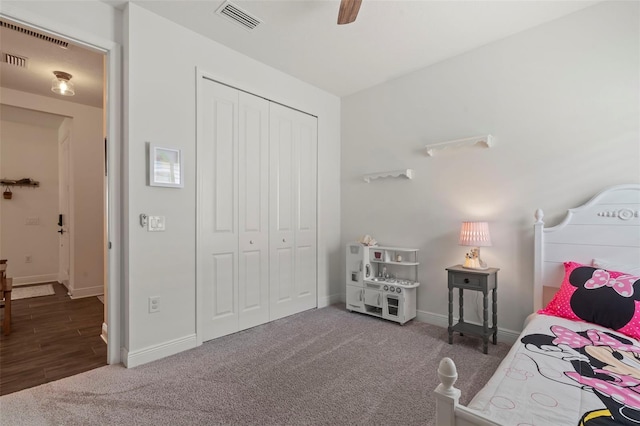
xmin=148 ymin=143 xmax=184 ymax=188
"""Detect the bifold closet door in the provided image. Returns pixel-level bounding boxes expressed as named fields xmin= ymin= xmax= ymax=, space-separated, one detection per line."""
xmin=238 ymin=92 xmax=270 ymax=330
xmin=269 ymin=103 xmax=318 ymax=320
xmin=199 ymin=80 xmax=239 ymax=342
xmin=198 ymin=79 xmax=269 ymax=342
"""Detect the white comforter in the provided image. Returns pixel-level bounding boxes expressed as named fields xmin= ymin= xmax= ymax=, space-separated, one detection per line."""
xmin=468 ymin=314 xmax=640 ymax=425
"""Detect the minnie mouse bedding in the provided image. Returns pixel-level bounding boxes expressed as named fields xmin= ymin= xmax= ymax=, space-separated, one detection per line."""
xmin=468 ymin=261 xmax=640 ymax=425
xmin=467 ymin=314 xmax=640 ymax=425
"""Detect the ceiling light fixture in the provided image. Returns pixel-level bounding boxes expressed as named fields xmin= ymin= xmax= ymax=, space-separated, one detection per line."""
xmin=51 ymin=71 xmax=75 ymax=96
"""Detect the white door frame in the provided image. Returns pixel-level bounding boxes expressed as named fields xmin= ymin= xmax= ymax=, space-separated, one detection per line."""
xmin=0 ymin=6 xmax=123 ymax=364
xmin=58 ymin=123 xmax=71 ymax=288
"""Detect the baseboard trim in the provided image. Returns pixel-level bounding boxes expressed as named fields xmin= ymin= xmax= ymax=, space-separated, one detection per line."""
xmin=318 ymin=293 xmax=342 ymax=308
xmin=12 ymin=273 xmax=59 ymax=287
xmin=416 ymin=309 xmax=521 ymax=344
xmin=101 ymin=322 xmax=108 ymax=344
xmin=123 ymin=334 xmax=197 ymax=368
xmin=68 ymin=285 xmax=104 ymax=299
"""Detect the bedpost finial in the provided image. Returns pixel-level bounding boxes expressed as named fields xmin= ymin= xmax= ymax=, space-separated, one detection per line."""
xmin=535 ymin=209 xmax=544 ymax=224
xmin=438 ymin=357 xmax=458 ymax=391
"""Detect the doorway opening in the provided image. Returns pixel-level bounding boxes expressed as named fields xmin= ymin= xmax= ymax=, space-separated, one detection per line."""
xmin=0 ymin=17 xmax=111 ymax=395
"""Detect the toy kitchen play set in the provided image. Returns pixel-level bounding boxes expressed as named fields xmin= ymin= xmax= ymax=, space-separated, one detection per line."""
xmin=345 ymin=243 xmax=419 ymax=324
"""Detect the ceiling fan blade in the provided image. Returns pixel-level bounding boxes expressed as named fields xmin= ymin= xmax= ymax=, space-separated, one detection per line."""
xmin=337 ymin=0 xmax=362 ymax=25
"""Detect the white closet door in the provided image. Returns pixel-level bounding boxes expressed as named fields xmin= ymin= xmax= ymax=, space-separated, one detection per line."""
xmin=269 ymin=103 xmax=317 ymax=320
xmin=198 ymin=79 xmax=239 ymax=341
xmin=294 ymin=110 xmax=318 ymax=313
xmin=238 ymin=92 xmax=270 ymax=329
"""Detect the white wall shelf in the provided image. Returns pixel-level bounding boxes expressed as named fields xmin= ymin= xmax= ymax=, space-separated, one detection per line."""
xmin=425 ymin=134 xmax=494 ymax=157
xmin=363 ymin=169 xmax=413 ymax=183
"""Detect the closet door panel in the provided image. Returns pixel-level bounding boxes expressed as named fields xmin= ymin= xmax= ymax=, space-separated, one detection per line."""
xmin=269 ymin=105 xmax=296 ymax=320
xmin=238 ymin=92 xmax=270 ymax=329
xmin=211 ymin=253 xmax=235 ymax=317
xmin=198 ymin=79 xmax=239 ymax=342
xmin=270 ymin=103 xmax=317 ymax=319
xmin=275 ymin=121 xmax=294 ymax=233
xmin=294 ymin=113 xmax=318 ymax=311
xmin=239 ymin=250 xmax=261 ymax=309
xmin=275 ymin=247 xmax=294 ymax=301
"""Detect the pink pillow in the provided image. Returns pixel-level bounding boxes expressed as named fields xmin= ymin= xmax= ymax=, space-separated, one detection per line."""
xmin=539 ymin=261 xmax=640 ymax=340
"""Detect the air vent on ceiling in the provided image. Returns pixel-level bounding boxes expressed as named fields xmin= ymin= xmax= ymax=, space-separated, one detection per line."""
xmin=0 ymin=20 xmax=69 ymax=48
xmin=1 ymin=52 xmax=29 ymax=68
xmin=216 ymin=1 xmax=262 ymax=31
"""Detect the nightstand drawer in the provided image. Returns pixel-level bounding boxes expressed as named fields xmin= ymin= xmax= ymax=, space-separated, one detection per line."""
xmin=450 ymin=273 xmax=483 ymax=289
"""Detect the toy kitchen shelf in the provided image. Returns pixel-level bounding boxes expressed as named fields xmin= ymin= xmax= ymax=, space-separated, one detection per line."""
xmin=346 ymin=244 xmax=420 ymax=325
xmin=369 ymin=246 xmax=419 ymax=266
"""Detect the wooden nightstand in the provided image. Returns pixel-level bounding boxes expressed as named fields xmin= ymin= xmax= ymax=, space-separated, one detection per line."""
xmin=446 ymin=265 xmax=499 ymax=354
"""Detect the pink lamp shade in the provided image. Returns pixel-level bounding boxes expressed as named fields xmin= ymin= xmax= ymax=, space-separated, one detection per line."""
xmin=459 ymin=221 xmax=491 ymax=269
xmin=459 ymin=221 xmax=492 ymax=247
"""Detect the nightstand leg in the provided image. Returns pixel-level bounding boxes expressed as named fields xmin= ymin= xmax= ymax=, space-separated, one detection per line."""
xmin=492 ymin=288 xmax=497 ymax=345
xmin=458 ymin=289 xmax=464 ymax=336
xmin=483 ymin=290 xmax=489 ymax=354
xmin=448 ymin=286 xmax=453 ymax=344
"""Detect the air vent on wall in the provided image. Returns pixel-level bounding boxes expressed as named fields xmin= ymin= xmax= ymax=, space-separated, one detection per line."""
xmin=1 ymin=52 xmax=28 ymax=68
xmin=216 ymin=1 xmax=262 ymax=31
xmin=0 ymin=20 xmax=69 ymax=48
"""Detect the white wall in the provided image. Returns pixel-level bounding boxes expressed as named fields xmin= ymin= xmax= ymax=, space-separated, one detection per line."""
xmin=0 ymin=119 xmax=59 ymax=282
xmin=123 ymin=4 xmax=341 ymax=366
xmin=341 ymin=1 xmax=640 ymax=335
xmin=1 ymin=1 xmax=123 ymax=45
xmin=1 ymin=89 xmax=105 ymax=298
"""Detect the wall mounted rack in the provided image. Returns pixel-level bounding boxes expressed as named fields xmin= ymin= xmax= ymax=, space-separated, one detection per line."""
xmin=1 ymin=178 xmax=40 ymax=188
xmin=363 ymin=169 xmax=414 ymax=183
xmin=425 ymin=134 xmax=494 ymax=157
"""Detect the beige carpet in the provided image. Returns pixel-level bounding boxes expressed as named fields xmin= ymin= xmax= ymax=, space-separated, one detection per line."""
xmin=0 ymin=304 xmax=511 ymax=425
xmin=11 ymin=284 xmax=55 ymax=300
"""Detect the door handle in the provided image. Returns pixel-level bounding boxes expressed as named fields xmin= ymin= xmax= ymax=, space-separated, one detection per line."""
xmin=360 ymin=289 xmax=363 ymax=302
xmin=378 ymin=293 xmax=381 ymax=306
xmin=58 ymin=228 xmax=65 ymax=235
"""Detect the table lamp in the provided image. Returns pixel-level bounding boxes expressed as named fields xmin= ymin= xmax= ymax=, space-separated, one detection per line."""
xmin=459 ymin=221 xmax=491 ymax=270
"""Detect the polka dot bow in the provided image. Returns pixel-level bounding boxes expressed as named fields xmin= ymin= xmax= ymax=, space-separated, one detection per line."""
xmin=584 ymin=270 xmax=640 ymax=298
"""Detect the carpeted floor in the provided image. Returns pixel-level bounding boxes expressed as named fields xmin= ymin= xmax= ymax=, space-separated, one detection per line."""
xmin=0 ymin=304 xmax=511 ymax=425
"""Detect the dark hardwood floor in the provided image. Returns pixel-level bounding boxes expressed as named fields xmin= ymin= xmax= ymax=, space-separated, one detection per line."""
xmin=0 ymin=282 xmax=107 ymax=395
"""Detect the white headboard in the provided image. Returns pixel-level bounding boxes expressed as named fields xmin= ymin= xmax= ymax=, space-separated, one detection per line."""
xmin=533 ymin=184 xmax=640 ymax=312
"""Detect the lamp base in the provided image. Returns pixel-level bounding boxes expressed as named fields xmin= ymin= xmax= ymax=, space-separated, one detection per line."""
xmin=462 ymin=264 xmax=489 ymax=270
xmin=462 ymin=250 xmax=488 ymax=270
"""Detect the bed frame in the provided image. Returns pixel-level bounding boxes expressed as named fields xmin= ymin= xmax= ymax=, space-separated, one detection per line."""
xmin=434 ymin=183 xmax=640 ymax=426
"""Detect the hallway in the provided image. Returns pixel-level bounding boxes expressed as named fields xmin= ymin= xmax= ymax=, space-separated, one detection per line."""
xmin=0 ymin=282 xmax=106 ymax=395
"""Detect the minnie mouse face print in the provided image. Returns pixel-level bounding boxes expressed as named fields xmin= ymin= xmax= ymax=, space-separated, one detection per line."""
xmin=523 ymin=326 xmax=640 ymax=425
xmin=569 ymin=266 xmax=640 ymax=332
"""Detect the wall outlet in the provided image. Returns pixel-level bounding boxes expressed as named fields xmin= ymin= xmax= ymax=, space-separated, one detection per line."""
xmin=25 ymin=217 xmax=40 ymax=225
xmin=149 ymin=296 xmax=160 ymax=313
xmin=25 ymin=255 xmax=32 ymax=263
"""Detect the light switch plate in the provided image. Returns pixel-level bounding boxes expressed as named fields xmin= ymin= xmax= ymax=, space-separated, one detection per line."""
xmin=148 ymin=216 xmax=165 ymax=232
